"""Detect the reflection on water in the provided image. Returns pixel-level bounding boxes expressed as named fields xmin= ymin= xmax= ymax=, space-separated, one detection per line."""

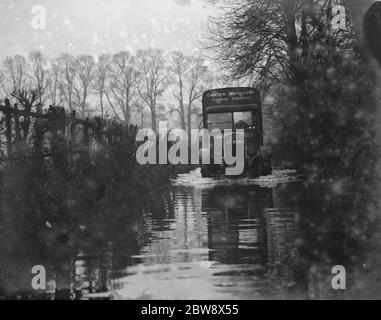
xmin=1 ymin=169 xmax=380 ymax=300
xmin=70 ymin=172 xmax=305 ymax=300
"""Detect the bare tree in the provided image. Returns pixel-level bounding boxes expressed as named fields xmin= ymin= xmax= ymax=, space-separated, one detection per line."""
xmin=29 ymin=51 xmax=49 ymax=109
xmin=105 ymin=51 xmax=139 ymax=125
xmin=137 ymin=49 xmax=168 ymax=132
xmin=47 ymin=58 xmax=64 ymax=107
xmin=2 ymin=55 xmax=29 ymax=94
xmin=58 ymin=53 xmax=77 ymax=112
xmin=0 ymin=73 xmax=7 ymax=99
xmin=74 ymin=55 xmax=95 ymax=118
xmin=204 ymin=0 xmax=353 ymax=88
xmin=95 ymin=54 xmax=111 ymax=118
xmin=169 ymin=51 xmax=210 ymax=133
xmin=169 ymin=52 xmax=187 ymax=131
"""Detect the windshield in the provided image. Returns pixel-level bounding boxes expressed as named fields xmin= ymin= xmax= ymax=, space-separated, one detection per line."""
xmin=207 ymin=112 xmax=254 ymax=130
xmin=234 ymin=112 xmax=254 ymax=129
xmin=207 ymin=113 xmax=233 ymax=130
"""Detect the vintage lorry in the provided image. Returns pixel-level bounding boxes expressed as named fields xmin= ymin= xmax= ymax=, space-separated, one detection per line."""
xmin=200 ymin=87 xmax=272 ymax=178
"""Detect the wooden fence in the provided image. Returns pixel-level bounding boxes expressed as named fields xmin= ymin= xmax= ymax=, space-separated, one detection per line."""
xmin=0 ymin=98 xmax=137 ymax=164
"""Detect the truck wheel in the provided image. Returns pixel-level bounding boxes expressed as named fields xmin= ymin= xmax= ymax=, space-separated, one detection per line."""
xmin=248 ymin=157 xmax=261 ymax=178
xmin=262 ymin=159 xmax=272 ymax=176
xmin=201 ymin=166 xmax=212 ymax=178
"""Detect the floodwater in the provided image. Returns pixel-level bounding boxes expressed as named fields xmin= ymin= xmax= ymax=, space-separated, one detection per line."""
xmin=2 ymin=169 xmax=381 ymax=300
xmin=109 ymin=170 xmax=301 ymax=300
xmin=59 ymin=170 xmax=381 ymax=300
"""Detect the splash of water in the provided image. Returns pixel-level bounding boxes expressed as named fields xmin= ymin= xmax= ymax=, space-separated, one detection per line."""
xmin=172 ymin=168 xmax=300 ymax=189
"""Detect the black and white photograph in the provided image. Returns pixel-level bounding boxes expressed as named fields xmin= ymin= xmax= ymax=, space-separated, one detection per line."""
xmin=0 ymin=0 xmax=381 ymax=305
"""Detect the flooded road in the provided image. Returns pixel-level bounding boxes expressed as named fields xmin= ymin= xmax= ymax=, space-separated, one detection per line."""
xmin=42 ymin=169 xmax=301 ymax=300
xmin=61 ymin=168 xmax=381 ymax=300
xmin=2 ymin=169 xmax=380 ymax=300
xmin=108 ymin=170 xmax=301 ymax=300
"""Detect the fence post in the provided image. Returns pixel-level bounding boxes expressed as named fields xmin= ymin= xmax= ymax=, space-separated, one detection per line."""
xmin=84 ymin=118 xmax=90 ymax=147
xmin=14 ymin=103 xmax=22 ymax=144
xmin=68 ymin=110 xmax=76 ymax=166
xmin=4 ymin=99 xmax=12 ymax=157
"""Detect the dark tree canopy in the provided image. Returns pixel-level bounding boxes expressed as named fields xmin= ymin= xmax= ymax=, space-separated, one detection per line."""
xmin=205 ymin=0 xmax=354 ymax=88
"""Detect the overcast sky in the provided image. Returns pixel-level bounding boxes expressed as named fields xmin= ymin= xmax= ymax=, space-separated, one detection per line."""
xmin=0 ymin=0 xmax=216 ymax=59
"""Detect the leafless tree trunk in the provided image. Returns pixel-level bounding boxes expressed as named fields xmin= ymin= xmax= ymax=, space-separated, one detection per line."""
xmin=169 ymin=51 xmax=209 ymax=134
xmin=169 ymin=52 xmax=187 ymax=131
xmin=95 ymin=54 xmax=111 ymax=118
xmin=2 ymin=55 xmax=29 ymax=94
xmin=74 ymin=55 xmax=95 ymax=118
xmin=48 ymin=58 xmax=64 ymax=107
xmin=105 ymin=51 xmax=139 ymax=125
xmin=58 ymin=54 xmax=77 ymax=112
xmin=137 ymin=49 xmax=168 ymax=132
xmin=29 ymin=51 xmax=49 ymax=110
